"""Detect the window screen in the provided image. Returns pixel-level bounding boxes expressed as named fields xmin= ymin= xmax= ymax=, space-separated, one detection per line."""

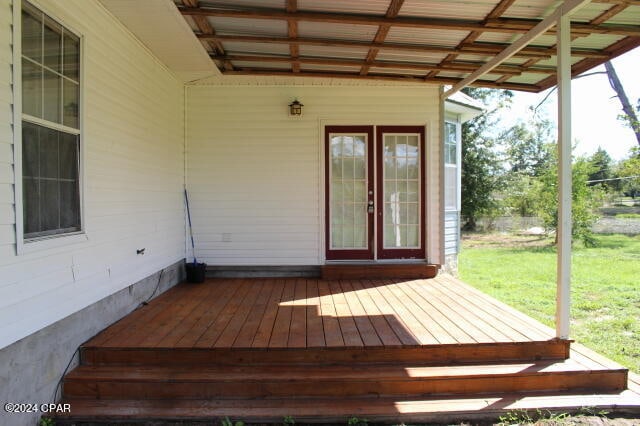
xmin=22 ymin=1 xmax=81 ymax=240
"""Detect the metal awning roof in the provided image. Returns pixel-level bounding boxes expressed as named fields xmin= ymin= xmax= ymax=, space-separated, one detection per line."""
xmin=172 ymin=0 xmax=640 ymax=92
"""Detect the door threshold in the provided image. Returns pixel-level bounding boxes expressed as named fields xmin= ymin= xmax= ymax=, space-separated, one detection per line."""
xmin=324 ymin=259 xmax=430 ymax=264
xmin=321 ymin=263 xmax=439 ymax=280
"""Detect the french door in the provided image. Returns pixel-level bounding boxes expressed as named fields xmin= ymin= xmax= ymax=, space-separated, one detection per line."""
xmin=325 ymin=125 xmax=425 ymax=260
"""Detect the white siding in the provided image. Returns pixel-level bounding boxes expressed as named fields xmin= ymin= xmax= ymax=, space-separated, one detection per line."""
xmin=0 ymin=0 xmax=185 ymax=349
xmin=187 ymin=85 xmax=441 ymax=265
xmin=444 ymin=211 xmax=460 ymax=255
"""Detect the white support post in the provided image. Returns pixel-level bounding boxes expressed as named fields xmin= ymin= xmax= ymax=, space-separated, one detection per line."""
xmin=556 ymin=14 xmax=572 ymax=340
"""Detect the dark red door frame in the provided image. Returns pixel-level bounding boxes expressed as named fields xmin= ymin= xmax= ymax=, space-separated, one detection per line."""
xmin=325 ymin=125 xmax=426 ymax=261
xmin=325 ymin=126 xmax=375 ymax=260
xmin=375 ymin=126 xmax=426 ymax=260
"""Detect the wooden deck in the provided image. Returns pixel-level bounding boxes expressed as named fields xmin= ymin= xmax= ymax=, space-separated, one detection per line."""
xmin=53 ymin=275 xmax=640 ymax=424
xmin=88 ymin=275 xmax=557 ymax=349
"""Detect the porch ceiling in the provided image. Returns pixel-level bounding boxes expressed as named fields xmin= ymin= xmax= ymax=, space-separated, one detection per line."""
xmin=169 ymin=0 xmax=640 ymax=92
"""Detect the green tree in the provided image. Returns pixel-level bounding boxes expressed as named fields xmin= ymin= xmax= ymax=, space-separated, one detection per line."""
xmin=503 ymin=172 xmax=543 ymax=217
xmin=587 ymin=147 xmax=613 ymax=190
xmin=534 ymin=154 xmax=600 ymax=246
xmin=502 ymin=117 xmax=553 ymax=177
xmin=460 ymin=87 xmax=512 ymax=230
xmin=616 ymin=147 xmax=640 ymax=198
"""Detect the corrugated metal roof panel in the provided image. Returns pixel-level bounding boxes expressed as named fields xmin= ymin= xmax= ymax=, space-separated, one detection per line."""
xmin=376 ymin=50 xmax=449 ymax=64
xmin=301 ymin=63 xmax=361 ymax=73
xmin=572 ymin=34 xmax=626 ymax=50
xmin=474 ymin=32 xmax=519 ymax=44
xmin=368 ymin=67 xmax=427 ymax=76
xmin=298 ymin=45 xmax=370 ymax=60
xmin=502 ymin=73 xmax=546 ymax=84
xmin=456 ymin=53 xmax=495 ymax=63
xmin=434 ymin=71 xmax=466 ymax=79
xmin=400 ymin=0 xmax=495 ymax=20
xmin=482 ymin=73 xmax=505 ymax=81
xmin=475 ymin=32 xmax=556 ymax=48
xmin=386 ymin=27 xmax=469 ymax=47
xmin=223 ymin=42 xmax=291 ymax=56
xmin=209 ymin=17 xmax=287 ymax=37
xmin=532 ymin=56 xmax=582 ymax=68
xmin=298 ymin=0 xmax=390 ymax=16
xmin=298 ymin=21 xmax=379 ymax=42
xmin=532 ymin=34 xmax=558 ymax=47
xmin=199 ymin=0 xmax=282 ymax=8
xmin=169 ymin=0 xmax=640 ymax=91
xmin=607 ymin=7 xmax=640 ymax=26
xmin=569 ymin=3 xmax=614 ymax=23
xmin=233 ymin=60 xmax=290 ymax=70
xmin=502 ymin=0 xmax=559 ymax=19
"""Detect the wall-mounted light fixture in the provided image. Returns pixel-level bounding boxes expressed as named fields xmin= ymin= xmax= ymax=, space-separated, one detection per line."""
xmin=288 ymin=99 xmax=303 ymax=116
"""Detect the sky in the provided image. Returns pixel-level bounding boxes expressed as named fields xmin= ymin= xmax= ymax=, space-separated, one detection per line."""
xmin=501 ymin=46 xmax=639 ymax=161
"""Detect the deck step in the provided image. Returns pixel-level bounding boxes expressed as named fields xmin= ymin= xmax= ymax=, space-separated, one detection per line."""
xmin=321 ymin=263 xmax=439 ymax=280
xmin=63 ymin=359 xmax=626 ymax=400
xmin=51 ymin=391 xmax=640 ymax=425
xmin=80 ymin=340 xmax=570 ymax=366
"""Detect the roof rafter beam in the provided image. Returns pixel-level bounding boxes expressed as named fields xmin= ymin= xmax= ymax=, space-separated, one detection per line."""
xmin=426 ymin=0 xmax=517 ymax=80
xmin=198 ymin=34 xmax=611 ymax=59
xmin=593 ymin=0 xmax=640 ymax=5
xmin=286 ymin=0 xmax=300 ymax=72
xmin=182 ymin=0 xmax=233 ymax=71
xmin=222 ymin=68 xmax=542 ymax=92
xmin=444 ymin=0 xmax=594 ymax=98
xmin=590 ymin=2 xmax=629 ymax=25
xmin=217 ymin=53 xmax=559 ymax=75
xmin=360 ymin=0 xmax=404 ymax=76
xmin=179 ymin=6 xmax=640 ymax=37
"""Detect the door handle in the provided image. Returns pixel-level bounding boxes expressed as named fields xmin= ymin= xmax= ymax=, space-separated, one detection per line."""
xmin=368 ymin=200 xmax=374 ymax=213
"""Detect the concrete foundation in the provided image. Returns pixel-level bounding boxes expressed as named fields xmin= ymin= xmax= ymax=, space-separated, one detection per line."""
xmin=0 ymin=261 xmax=184 ymax=426
xmin=442 ymin=253 xmax=459 ymax=276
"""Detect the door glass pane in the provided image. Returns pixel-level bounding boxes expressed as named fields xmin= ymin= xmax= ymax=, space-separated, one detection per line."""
xmin=330 ymin=134 xmax=367 ymax=250
xmin=383 ymin=134 xmax=420 ymax=249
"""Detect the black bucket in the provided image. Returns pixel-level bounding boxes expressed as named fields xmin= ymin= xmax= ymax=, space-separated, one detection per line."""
xmin=186 ymin=262 xmax=207 ymax=283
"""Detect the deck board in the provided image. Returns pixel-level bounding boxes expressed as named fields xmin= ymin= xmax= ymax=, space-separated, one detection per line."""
xmin=252 ymin=279 xmax=285 ymax=348
xmin=86 ymin=275 xmax=562 ymax=350
xmin=350 ymin=279 xmax=402 ymax=346
xmin=305 ymin=279 xmax=326 ymax=347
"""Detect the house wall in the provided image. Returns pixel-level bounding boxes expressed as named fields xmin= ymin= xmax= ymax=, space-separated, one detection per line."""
xmin=0 ymin=1 xmax=185 ymax=422
xmin=186 ymin=84 xmax=442 ymax=266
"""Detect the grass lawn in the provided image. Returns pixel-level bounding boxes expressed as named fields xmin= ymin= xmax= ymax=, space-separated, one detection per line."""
xmin=459 ymin=233 xmax=640 ymax=373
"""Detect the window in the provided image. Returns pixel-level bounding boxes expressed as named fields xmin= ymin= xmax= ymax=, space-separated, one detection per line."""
xmin=444 ymin=122 xmax=457 ymax=165
xmin=21 ymin=1 xmax=81 ymax=240
xmin=444 ymin=122 xmax=458 ymax=211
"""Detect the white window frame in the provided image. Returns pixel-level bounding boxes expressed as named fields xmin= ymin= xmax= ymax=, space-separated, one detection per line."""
xmin=444 ymin=120 xmax=460 ymax=212
xmin=13 ymin=0 xmax=87 ymax=255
